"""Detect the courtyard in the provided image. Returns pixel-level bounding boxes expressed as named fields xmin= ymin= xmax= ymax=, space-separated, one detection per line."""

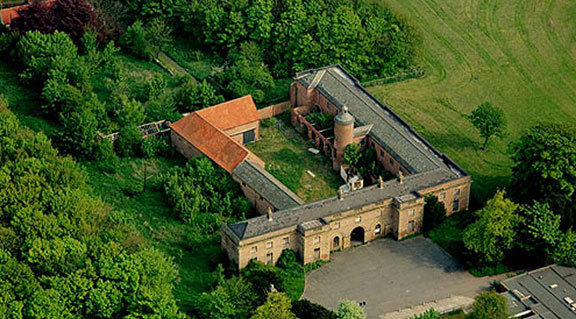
xmin=247 ymin=114 xmax=342 ymax=202
xmin=303 ymin=237 xmax=495 ymax=318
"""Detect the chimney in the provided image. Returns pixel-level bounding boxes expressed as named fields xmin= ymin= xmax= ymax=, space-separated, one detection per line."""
xmin=378 ymin=176 xmax=384 ymax=189
xmin=398 ymin=171 xmax=404 ymax=184
xmin=267 ymin=207 xmax=273 ymax=221
xmin=338 ymin=188 xmax=344 ymax=200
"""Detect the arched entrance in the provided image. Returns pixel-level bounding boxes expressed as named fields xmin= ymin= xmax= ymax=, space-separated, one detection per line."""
xmin=332 ymin=236 xmax=340 ymax=250
xmin=350 ymin=227 xmax=365 ymax=245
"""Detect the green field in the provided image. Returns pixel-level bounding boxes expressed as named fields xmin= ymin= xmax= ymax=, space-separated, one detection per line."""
xmin=370 ymin=0 xmax=576 ymax=202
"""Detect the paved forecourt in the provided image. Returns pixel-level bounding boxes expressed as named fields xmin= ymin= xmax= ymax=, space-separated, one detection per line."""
xmin=303 ymin=237 xmax=493 ymax=318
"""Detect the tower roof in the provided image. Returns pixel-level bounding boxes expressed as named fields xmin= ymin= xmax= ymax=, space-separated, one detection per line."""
xmin=335 ymin=105 xmax=355 ymax=125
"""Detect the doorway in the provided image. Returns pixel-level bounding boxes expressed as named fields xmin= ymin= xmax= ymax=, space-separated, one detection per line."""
xmin=350 ymin=227 xmax=365 ymax=245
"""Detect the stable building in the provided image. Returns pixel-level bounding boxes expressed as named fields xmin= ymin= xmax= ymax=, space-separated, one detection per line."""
xmin=221 ymin=65 xmax=471 ymax=269
xmin=170 ymin=95 xmax=304 ymax=215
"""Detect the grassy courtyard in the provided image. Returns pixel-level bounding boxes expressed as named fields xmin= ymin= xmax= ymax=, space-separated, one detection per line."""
xmin=247 ymin=115 xmax=342 ymax=203
xmin=371 ymin=0 xmax=576 ymax=203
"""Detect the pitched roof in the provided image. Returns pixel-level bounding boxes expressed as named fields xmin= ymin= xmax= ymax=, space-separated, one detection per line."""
xmin=170 ymin=113 xmax=249 ymax=173
xmin=1 ymin=0 xmax=55 ymax=25
xmin=295 ymin=65 xmax=456 ymax=174
xmin=226 ymin=168 xmax=460 ymax=241
xmin=233 ymin=160 xmax=304 ymax=211
xmin=196 ymin=95 xmax=260 ymax=131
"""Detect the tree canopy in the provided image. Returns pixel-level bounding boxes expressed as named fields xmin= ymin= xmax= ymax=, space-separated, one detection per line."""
xmin=510 ymin=122 xmax=576 ymax=228
xmin=0 ymin=103 xmax=184 ymax=318
xmin=468 ymin=102 xmax=506 ymax=150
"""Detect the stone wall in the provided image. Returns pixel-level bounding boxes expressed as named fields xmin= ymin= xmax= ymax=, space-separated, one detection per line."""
xmin=258 ymin=101 xmax=291 ymax=119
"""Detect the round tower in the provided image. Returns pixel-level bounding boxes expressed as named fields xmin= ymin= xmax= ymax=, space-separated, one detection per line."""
xmin=333 ymin=105 xmax=355 ymax=170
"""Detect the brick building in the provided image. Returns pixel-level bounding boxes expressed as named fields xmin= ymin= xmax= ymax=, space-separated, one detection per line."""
xmin=170 ymin=95 xmax=303 ymax=215
xmin=221 ymin=66 xmax=471 ymax=269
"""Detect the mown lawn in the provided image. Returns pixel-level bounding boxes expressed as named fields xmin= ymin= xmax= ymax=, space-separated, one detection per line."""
xmin=247 ymin=114 xmax=342 ymax=203
xmin=371 ymin=0 xmax=576 ymax=204
xmin=82 ymin=156 xmax=226 ymax=312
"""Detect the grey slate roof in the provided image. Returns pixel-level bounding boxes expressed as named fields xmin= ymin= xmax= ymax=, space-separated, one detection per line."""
xmin=502 ymin=265 xmax=576 ymax=319
xmin=224 ymin=65 xmax=470 ymax=242
xmin=295 ymin=65 xmax=449 ymax=174
xmin=233 ymin=160 xmax=304 ymax=211
xmin=226 ymin=168 xmax=458 ymax=241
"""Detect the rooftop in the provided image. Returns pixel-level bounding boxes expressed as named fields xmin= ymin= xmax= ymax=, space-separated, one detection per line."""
xmin=226 ymin=168 xmax=457 ymax=241
xmin=295 ymin=65 xmax=456 ymax=174
xmin=233 ymin=160 xmax=305 ymax=211
xmin=170 ymin=113 xmax=250 ymax=173
xmin=502 ymin=265 xmax=576 ymax=319
xmin=196 ymin=95 xmax=260 ymax=131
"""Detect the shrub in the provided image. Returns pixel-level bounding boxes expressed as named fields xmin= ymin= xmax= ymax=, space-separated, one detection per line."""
xmin=241 ymin=260 xmax=285 ymax=303
xmin=141 ymin=135 xmax=170 ymax=158
xmin=469 ymin=291 xmax=508 ymax=319
xmin=292 ymin=299 xmax=335 ymax=319
xmin=423 ymin=196 xmax=446 ymax=232
xmin=115 ymin=125 xmax=142 ymax=157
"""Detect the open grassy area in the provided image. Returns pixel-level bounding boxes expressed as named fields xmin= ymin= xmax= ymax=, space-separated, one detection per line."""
xmin=371 ymin=0 xmax=576 ymax=203
xmin=247 ymin=115 xmax=342 ymax=203
xmin=82 ymin=156 xmax=225 ymax=312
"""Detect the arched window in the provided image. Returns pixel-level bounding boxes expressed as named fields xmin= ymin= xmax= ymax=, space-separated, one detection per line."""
xmin=374 ymin=224 xmax=382 ymax=235
xmin=332 ymin=236 xmax=340 ymax=249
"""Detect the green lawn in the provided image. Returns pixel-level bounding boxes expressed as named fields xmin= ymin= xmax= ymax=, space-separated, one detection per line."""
xmin=247 ymin=115 xmax=342 ymax=203
xmin=82 ymin=156 xmax=224 ymax=312
xmin=370 ymin=0 xmax=576 ymax=203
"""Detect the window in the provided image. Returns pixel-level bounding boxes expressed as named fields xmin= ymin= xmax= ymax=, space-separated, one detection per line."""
xmin=374 ymin=224 xmax=382 ymax=235
xmin=452 ymin=199 xmax=460 ymax=212
xmin=266 ymin=252 xmax=273 ymax=264
xmin=439 ymin=192 xmax=446 ymax=200
xmin=332 ymin=236 xmax=340 ymax=249
xmin=313 ymin=236 xmax=320 ymax=244
xmin=251 ymin=246 xmax=258 ymax=254
xmin=454 ymin=188 xmax=461 ymax=196
xmin=408 ymin=209 xmax=415 ymax=216
xmin=266 ymin=241 xmax=273 ymax=249
xmin=355 ymin=216 xmax=362 ymax=223
xmin=259 ymin=195 xmax=264 ymax=201
xmin=283 ymin=237 xmax=290 ymax=246
xmin=251 ymin=257 xmax=258 ymax=262
xmin=314 ymin=248 xmax=321 ymax=261
xmin=241 ymin=182 xmax=246 ymax=187
xmin=389 ymin=158 xmax=395 ymax=166
xmin=408 ymin=220 xmax=415 ymax=232
xmin=379 ymin=149 xmax=384 ymax=158
xmin=243 ymin=129 xmax=255 ymax=144
xmin=333 ymin=221 xmax=340 ymax=229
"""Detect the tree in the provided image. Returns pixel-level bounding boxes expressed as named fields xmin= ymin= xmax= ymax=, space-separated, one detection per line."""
xmin=292 ymin=299 xmax=335 ymax=319
xmin=343 ymin=143 xmax=362 ymax=168
xmin=469 ymin=291 xmax=508 ymax=319
xmin=411 ymin=309 xmax=441 ymax=319
xmin=241 ymin=260 xmax=285 ymax=302
xmin=510 ymin=123 xmax=576 ymax=228
xmin=335 ymin=300 xmax=366 ymax=319
xmin=463 ymin=190 xmax=521 ymax=264
xmin=131 ymin=160 xmax=159 ymax=192
xmin=553 ymin=230 xmax=576 ymax=267
xmin=251 ymin=292 xmax=296 ymax=319
xmin=200 ymin=276 xmax=258 ymax=319
xmin=518 ymin=202 xmax=562 ymax=259
xmin=423 ymin=196 xmax=446 ymax=231
xmin=468 ymin=102 xmax=506 ymax=150
xmin=11 ymin=0 xmax=97 ymax=43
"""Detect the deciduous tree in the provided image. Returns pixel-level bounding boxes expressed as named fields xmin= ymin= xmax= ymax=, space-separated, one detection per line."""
xmin=468 ymin=102 xmax=506 ymax=150
xmin=335 ymin=300 xmax=366 ymax=319
xmin=469 ymin=291 xmax=508 ymax=319
xmin=251 ymin=292 xmax=297 ymax=319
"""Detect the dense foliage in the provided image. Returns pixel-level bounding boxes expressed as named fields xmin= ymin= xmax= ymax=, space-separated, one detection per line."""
xmin=469 ymin=291 xmax=508 ymax=319
xmin=0 ymin=102 xmax=184 ymax=318
xmin=411 ymin=309 xmax=441 ymax=319
xmin=163 ymin=157 xmax=252 ymax=226
xmin=292 ymin=300 xmax=335 ymax=319
xmin=510 ymin=122 xmax=576 ymax=228
xmin=335 ymin=300 xmax=366 ymax=319
xmin=251 ymin=292 xmax=297 ymax=319
xmin=422 ymin=196 xmax=446 ymax=232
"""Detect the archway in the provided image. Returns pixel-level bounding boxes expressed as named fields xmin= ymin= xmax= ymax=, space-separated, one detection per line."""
xmin=332 ymin=236 xmax=340 ymax=250
xmin=350 ymin=227 xmax=365 ymax=245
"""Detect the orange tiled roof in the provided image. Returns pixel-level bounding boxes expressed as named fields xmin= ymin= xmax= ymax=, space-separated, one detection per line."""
xmin=1 ymin=0 xmax=55 ymax=25
xmin=196 ymin=95 xmax=260 ymax=131
xmin=171 ymin=113 xmax=249 ymax=173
